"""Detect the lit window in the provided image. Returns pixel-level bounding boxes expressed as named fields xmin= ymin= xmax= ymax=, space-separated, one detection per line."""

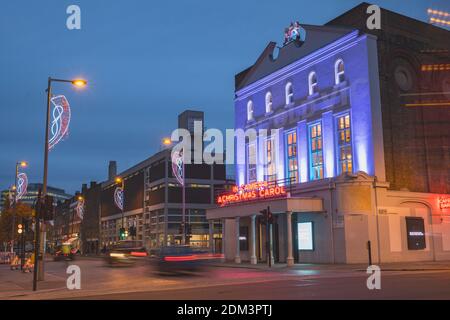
xmin=298 ymin=222 xmax=314 ymax=250
xmin=265 ymin=92 xmax=273 ymax=113
xmin=247 ymin=143 xmax=257 ymax=183
xmin=335 ymin=59 xmax=345 ymax=85
xmin=285 ymin=82 xmax=294 ymax=105
xmin=247 ymin=100 xmax=254 ymax=121
xmin=308 ymin=72 xmax=318 ymax=96
xmin=309 ymin=122 xmax=323 ymax=180
xmin=336 ymin=114 xmax=352 ymax=174
xmin=285 ymin=130 xmax=298 ymax=184
xmin=264 ymin=137 xmax=277 ymax=182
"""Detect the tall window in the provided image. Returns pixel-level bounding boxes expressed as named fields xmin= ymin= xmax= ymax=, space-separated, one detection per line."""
xmin=309 ymin=122 xmax=323 ymax=180
xmin=285 ymin=130 xmax=298 ymax=184
xmin=335 ymin=59 xmax=345 ymax=85
xmin=247 ymin=100 xmax=254 ymax=121
xmin=308 ymin=72 xmax=318 ymax=96
xmin=247 ymin=143 xmax=257 ymax=183
xmin=265 ymin=92 xmax=273 ymax=113
xmin=264 ymin=137 xmax=277 ymax=182
xmin=337 ymin=114 xmax=352 ymax=174
xmin=285 ymin=82 xmax=294 ymax=105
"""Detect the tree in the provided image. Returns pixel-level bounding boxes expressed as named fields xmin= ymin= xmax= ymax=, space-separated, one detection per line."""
xmin=0 ymin=200 xmax=33 ymax=244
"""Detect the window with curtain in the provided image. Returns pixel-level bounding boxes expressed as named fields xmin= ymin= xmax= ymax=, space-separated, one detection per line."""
xmin=285 ymin=130 xmax=298 ymax=184
xmin=337 ymin=114 xmax=352 ymax=174
xmin=309 ymin=122 xmax=323 ymax=180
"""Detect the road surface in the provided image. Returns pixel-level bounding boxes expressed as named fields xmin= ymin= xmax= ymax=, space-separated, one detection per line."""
xmin=1 ymin=258 xmax=450 ymax=300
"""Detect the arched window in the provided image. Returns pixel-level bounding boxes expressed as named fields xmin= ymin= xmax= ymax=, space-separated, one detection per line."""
xmin=308 ymin=72 xmax=318 ymax=96
xmin=265 ymin=92 xmax=273 ymax=113
xmin=335 ymin=59 xmax=345 ymax=85
xmin=247 ymin=100 xmax=254 ymax=121
xmin=285 ymin=82 xmax=294 ymax=105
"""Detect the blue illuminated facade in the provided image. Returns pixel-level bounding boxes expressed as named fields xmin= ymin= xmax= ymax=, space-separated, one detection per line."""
xmin=234 ymin=25 xmax=385 ymax=187
xmin=208 ymin=9 xmax=450 ymax=266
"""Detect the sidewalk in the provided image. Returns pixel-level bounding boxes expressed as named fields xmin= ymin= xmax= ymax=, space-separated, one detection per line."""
xmin=211 ymin=260 xmax=450 ymax=272
xmin=0 ymin=265 xmax=66 ymax=299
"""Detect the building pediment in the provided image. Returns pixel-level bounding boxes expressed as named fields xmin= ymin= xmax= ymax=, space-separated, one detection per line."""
xmin=235 ymin=25 xmax=358 ymax=91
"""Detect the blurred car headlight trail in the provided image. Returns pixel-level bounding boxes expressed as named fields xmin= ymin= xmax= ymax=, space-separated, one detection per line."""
xmin=163 ymin=253 xmax=224 ymax=262
xmin=130 ymin=252 xmax=147 ymax=257
xmin=110 ymin=253 xmax=126 ymax=258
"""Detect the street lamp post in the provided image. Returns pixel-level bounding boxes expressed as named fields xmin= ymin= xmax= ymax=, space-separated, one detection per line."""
xmin=11 ymin=161 xmax=27 ymax=254
xmin=182 ymin=155 xmax=186 ymax=246
xmin=163 ymin=138 xmax=186 ymax=245
xmin=115 ymin=177 xmax=125 ymax=239
xmin=35 ymin=77 xmax=87 ymax=285
xmin=72 ymin=195 xmax=84 ymax=237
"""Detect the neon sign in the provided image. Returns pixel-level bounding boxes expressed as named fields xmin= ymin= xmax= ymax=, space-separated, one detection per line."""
xmin=217 ymin=182 xmax=287 ymax=207
xmin=171 ymin=149 xmax=184 ymax=186
xmin=439 ymin=197 xmax=450 ymax=210
xmin=16 ymin=172 xmax=28 ymax=201
xmin=49 ymin=95 xmax=71 ymax=151
xmin=114 ymin=187 xmax=124 ymax=211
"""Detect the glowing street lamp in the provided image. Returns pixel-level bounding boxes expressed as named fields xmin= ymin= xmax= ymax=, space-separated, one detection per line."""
xmin=42 ymin=77 xmax=87 ymax=199
xmin=115 ymin=177 xmax=124 ymax=187
xmin=161 ymin=137 xmax=172 ymax=151
xmin=42 ymin=77 xmax=87 ymax=194
xmin=34 ymin=76 xmax=88 ymax=289
xmin=11 ymin=160 xmax=28 ymax=254
xmin=72 ymin=79 xmax=87 ymax=87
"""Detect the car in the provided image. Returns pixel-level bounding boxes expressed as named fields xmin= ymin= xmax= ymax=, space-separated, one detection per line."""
xmin=105 ymin=240 xmax=147 ymax=266
xmin=148 ymin=246 xmax=217 ymax=275
xmin=54 ymin=243 xmax=76 ymax=261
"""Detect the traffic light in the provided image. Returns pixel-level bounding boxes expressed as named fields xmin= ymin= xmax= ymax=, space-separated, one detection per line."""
xmin=267 ymin=209 xmax=273 ymax=224
xmin=124 ymin=230 xmax=129 ymax=238
xmin=259 ymin=207 xmax=274 ymax=225
xmin=259 ymin=209 xmax=267 ymax=225
xmin=186 ymin=224 xmax=192 ymax=236
xmin=119 ymin=228 xmax=126 ymax=240
xmin=23 ymin=219 xmax=29 ymax=232
xmin=17 ymin=223 xmax=23 ymax=234
xmin=42 ymin=195 xmax=55 ymax=221
xmin=179 ymin=223 xmax=184 ymax=235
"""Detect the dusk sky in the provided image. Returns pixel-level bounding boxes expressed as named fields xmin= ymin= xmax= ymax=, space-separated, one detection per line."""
xmin=1 ymin=0 xmax=448 ymax=195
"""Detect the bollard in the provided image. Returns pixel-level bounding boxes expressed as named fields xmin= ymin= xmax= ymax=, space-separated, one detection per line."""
xmin=367 ymin=240 xmax=372 ymax=266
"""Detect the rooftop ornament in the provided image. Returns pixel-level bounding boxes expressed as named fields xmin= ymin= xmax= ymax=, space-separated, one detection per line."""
xmin=284 ymin=21 xmax=302 ymax=46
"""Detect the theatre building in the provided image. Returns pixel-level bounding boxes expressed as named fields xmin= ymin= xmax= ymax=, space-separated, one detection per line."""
xmin=207 ymin=5 xmax=450 ymax=265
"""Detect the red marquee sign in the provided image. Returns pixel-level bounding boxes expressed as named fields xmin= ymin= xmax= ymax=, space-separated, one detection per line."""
xmin=439 ymin=197 xmax=450 ymax=210
xmin=217 ymin=182 xmax=287 ymax=207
